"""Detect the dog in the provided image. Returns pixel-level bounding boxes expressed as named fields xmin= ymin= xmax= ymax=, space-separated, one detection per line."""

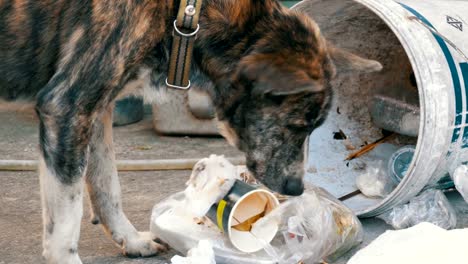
xmin=0 ymin=0 xmax=381 ymax=263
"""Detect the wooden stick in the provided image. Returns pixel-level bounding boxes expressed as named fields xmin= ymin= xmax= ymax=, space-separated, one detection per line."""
xmin=345 ymin=133 xmax=396 ymax=161
xmin=0 ymin=157 xmax=246 ymax=172
xmin=338 ymin=190 xmax=362 ymax=201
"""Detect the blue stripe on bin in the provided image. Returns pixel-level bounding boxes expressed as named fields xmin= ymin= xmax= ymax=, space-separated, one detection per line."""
xmin=461 ymin=63 xmax=468 ymax=147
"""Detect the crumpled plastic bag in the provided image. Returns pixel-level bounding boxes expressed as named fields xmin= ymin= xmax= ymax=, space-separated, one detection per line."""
xmin=378 ymin=189 xmax=457 ymax=230
xmin=171 ymin=240 xmax=216 ymax=264
xmin=254 ymin=185 xmax=363 ymax=263
xmin=356 ymin=160 xmax=395 ymax=198
xmin=453 ymin=165 xmax=468 ymax=204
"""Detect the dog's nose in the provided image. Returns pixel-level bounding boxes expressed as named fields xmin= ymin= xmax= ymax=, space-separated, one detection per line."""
xmin=283 ymin=178 xmax=304 ymax=196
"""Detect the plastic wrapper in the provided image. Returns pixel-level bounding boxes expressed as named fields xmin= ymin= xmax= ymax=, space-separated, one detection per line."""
xmin=356 ymin=160 xmax=395 ymax=198
xmin=254 ymin=185 xmax=363 ymax=263
xmin=171 ymin=240 xmax=216 ymax=264
xmin=378 ymin=189 xmax=457 ymax=230
xmin=150 ymin=185 xmax=363 ymax=264
xmin=354 ymin=143 xmax=398 ymax=198
xmin=453 ymin=165 xmax=468 ymax=204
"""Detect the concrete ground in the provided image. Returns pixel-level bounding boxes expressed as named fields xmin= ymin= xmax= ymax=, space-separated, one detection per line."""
xmin=1 ymin=106 xmax=468 ymax=264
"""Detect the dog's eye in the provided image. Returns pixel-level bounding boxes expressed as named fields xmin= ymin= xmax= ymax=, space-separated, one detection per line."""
xmin=264 ymin=94 xmax=286 ymax=105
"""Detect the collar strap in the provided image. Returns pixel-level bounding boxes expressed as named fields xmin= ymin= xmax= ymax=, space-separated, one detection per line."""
xmin=166 ymin=0 xmax=203 ymax=90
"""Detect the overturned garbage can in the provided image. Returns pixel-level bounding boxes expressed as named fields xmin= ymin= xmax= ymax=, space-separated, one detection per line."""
xmin=294 ymin=0 xmax=468 ymax=217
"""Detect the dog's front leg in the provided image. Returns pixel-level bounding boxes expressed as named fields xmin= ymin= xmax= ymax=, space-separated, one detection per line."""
xmin=36 ymin=93 xmax=92 ymax=264
xmin=38 ymin=155 xmax=84 ymax=264
xmin=34 ymin=7 xmax=168 ymax=260
xmin=85 ymin=106 xmax=165 ymax=257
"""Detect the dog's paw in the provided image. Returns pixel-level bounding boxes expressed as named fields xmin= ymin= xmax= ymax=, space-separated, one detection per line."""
xmin=123 ymin=232 xmax=167 ymax=258
xmin=43 ymin=251 xmax=83 ymax=264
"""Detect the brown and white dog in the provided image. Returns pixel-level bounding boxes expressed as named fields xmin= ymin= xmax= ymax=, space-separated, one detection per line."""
xmin=0 ymin=0 xmax=381 ymax=263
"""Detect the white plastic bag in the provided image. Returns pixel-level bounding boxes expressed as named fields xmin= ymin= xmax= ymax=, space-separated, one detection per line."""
xmin=453 ymin=165 xmax=468 ymax=204
xmin=378 ymin=189 xmax=457 ymax=230
xmin=254 ymin=186 xmax=363 ymax=263
xmin=356 ymin=161 xmax=395 ymax=198
xmin=353 ymin=144 xmax=399 ymax=198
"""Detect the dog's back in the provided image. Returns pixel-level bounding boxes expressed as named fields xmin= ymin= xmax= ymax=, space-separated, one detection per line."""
xmin=0 ymin=0 xmax=67 ymax=100
xmin=0 ymin=0 xmax=154 ymax=101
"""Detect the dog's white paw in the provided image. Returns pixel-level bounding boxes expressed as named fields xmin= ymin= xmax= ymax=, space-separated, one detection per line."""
xmin=123 ymin=232 xmax=167 ymax=258
xmin=43 ymin=251 xmax=82 ymax=264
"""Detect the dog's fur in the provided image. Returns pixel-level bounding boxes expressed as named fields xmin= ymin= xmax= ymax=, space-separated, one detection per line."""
xmin=0 ymin=0 xmax=381 ymax=263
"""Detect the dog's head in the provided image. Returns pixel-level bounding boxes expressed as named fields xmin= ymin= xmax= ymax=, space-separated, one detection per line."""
xmin=196 ymin=2 xmax=382 ymax=195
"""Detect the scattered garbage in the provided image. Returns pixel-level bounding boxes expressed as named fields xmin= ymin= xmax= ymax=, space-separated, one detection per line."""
xmin=453 ymin=165 xmax=468 ymax=204
xmin=356 ymin=160 xmax=394 ymax=198
xmin=377 ymin=189 xmax=457 ymax=230
xmin=150 ymin=155 xmax=363 ymax=264
xmin=206 ymin=180 xmax=280 ymax=253
xmin=183 ymin=155 xmax=240 ymax=217
xmin=348 ymin=222 xmax=468 ymax=264
xmin=354 ymin=143 xmax=399 ymax=198
xmin=354 ymin=143 xmax=456 ymax=200
xmin=254 ymin=186 xmax=363 ymax=263
xmin=387 ymin=145 xmax=415 ymax=184
xmin=171 ymin=240 xmax=216 ymax=264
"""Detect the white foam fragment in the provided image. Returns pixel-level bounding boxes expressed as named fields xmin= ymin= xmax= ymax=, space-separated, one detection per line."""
xmin=348 ymin=223 xmax=468 ymax=264
xmin=171 ymin=240 xmax=216 ymax=264
xmin=184 ymin=154 xmax=240 ymax=217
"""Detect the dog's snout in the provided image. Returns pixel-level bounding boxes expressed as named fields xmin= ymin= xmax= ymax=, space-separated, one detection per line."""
xmin=283 ymin=178 xmax=304 ymax=196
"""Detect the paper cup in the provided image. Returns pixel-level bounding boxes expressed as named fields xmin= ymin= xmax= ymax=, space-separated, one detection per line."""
xmin=207 ymin=180 xmax=280 ymax=253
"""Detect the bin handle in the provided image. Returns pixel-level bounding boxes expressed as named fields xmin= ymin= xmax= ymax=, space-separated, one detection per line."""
xmin=409 ymin=16 xmax=468 ymax=62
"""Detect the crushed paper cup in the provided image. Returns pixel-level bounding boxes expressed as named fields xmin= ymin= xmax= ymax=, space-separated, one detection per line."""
xmin=206 ymin=180 xmax=280 ymax=253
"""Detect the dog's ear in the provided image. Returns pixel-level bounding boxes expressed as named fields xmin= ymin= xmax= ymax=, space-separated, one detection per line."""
xmin=241 ymin=61 xmax=325 ymax=97
xmin=328 ymin=45 xmax=383 ymax=76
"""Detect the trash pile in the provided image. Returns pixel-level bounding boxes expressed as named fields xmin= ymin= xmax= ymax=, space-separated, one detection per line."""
xmin=352 ymin=142 xmax=454 ymax=199
xmin=378 ymin=189 xmax=457 ymax=230
xmin=150 ymin=155 xmax=363 ymax=264
xmin=351 ymin=143 xmax=458 ymax=230
xmin=354 ymin=143 xmax=399 ymax=198
xmin=149 ymin=150 xmax=463 ymax=264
